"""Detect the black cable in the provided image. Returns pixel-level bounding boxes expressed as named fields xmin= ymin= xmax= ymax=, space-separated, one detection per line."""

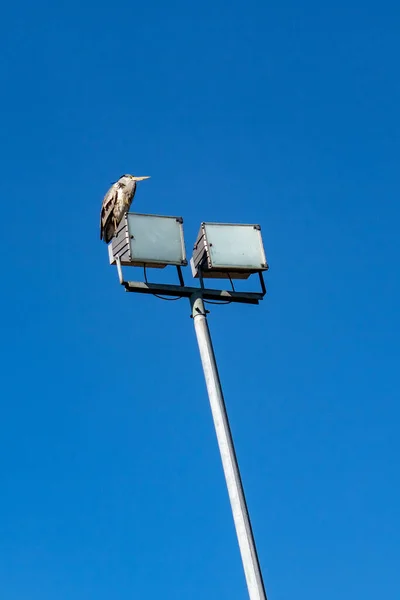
xmin=203 ymin=273 xmax=235 ymax=305
xmin=153 ymin=294 xmax=183 ymax=301
xmin=143 ymin=266 xmax=182 ymax=301
xmin=141 ymin=267 xmax=234 ymax=303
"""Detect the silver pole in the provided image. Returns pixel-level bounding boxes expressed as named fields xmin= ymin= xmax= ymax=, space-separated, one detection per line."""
xmin=190 ymin=293 xmax=268 ymax=600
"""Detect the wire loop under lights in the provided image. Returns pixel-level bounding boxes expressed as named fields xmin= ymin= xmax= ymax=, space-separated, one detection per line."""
xmin=143 ymin=265 xmax=182 ymax=301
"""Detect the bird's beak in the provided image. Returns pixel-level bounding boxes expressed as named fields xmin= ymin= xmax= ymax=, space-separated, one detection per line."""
xmin=132 ymin=176 xmax=151 ymax=181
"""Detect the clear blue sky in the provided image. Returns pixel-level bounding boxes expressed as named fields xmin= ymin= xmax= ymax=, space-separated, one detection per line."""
xmin=1 ymin=0 xmax=399 ymax=598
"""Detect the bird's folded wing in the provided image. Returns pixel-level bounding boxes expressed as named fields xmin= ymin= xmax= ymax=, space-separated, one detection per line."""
xmin=100 ymin=185 xmax=118 ymax=239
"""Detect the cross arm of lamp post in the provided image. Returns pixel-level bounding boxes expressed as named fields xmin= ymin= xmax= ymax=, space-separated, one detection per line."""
xmin=123 ymin=279 xmax=264 ymax=304
xmin=115 ymin=256 xmax=266 ymax=305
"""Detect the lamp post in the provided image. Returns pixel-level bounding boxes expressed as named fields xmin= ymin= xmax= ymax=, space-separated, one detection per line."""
xmin=191 ymin=292 xmax=267 ymax=600
xmin=109 ymin=214 xmax=269 ymax=600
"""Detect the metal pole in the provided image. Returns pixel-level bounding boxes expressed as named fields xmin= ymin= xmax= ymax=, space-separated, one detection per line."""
xmin=190 ymin=293 xmax=267 ymax=600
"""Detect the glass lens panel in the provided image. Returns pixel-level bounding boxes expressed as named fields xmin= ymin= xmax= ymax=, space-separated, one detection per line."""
xmin=127 ymin=214 xmax=185 ymax=264
xmin=205 ymin=224 xmax=265 ymax=269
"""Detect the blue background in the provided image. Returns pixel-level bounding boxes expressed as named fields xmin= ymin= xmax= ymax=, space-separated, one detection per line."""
xmin=1 ymin=1 xmax=399 ymax=598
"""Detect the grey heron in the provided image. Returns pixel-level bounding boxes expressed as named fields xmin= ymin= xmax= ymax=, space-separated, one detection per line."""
xmin=100 ymin=174 xmax=150 ymax=243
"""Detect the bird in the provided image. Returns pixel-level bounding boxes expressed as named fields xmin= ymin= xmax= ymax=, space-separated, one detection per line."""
xmin=100 ymin=174 xmax=150 ymax=243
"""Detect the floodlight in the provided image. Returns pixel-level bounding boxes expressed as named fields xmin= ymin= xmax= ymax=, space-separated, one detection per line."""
xmin=109 ymin=212 xmax=187 ymax=268
xmin=191 ymin=222 xmax=268 ymax=279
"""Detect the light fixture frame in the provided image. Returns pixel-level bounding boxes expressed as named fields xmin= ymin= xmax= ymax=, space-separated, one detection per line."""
xmin=108 ymin=212 xmax=187 ymax=269
xmin=191 ymin=222 xmax=269 ymax=279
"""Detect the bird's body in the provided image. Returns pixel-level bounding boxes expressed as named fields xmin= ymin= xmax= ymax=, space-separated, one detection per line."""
xmin=100 ymin=174 xmax=150 ymax=243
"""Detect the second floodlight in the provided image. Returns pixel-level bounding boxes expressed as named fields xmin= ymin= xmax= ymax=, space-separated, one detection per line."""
xmin=191 ymin=222 xmax=268 ymax=279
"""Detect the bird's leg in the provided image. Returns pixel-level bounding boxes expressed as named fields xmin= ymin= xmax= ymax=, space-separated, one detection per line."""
xmin=113 ymin=217 xmax=118 ymax=238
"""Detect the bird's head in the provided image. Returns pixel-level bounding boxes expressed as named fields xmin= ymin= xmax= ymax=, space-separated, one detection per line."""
xmin=120 ymin=174 xmax=151 ymax=182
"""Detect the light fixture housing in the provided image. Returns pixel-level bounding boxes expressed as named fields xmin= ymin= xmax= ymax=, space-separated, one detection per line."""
xmin=191 ymin=222 xmax=268 ymax=279
xmin=109 ymin=212 xmax=187 ymax=268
